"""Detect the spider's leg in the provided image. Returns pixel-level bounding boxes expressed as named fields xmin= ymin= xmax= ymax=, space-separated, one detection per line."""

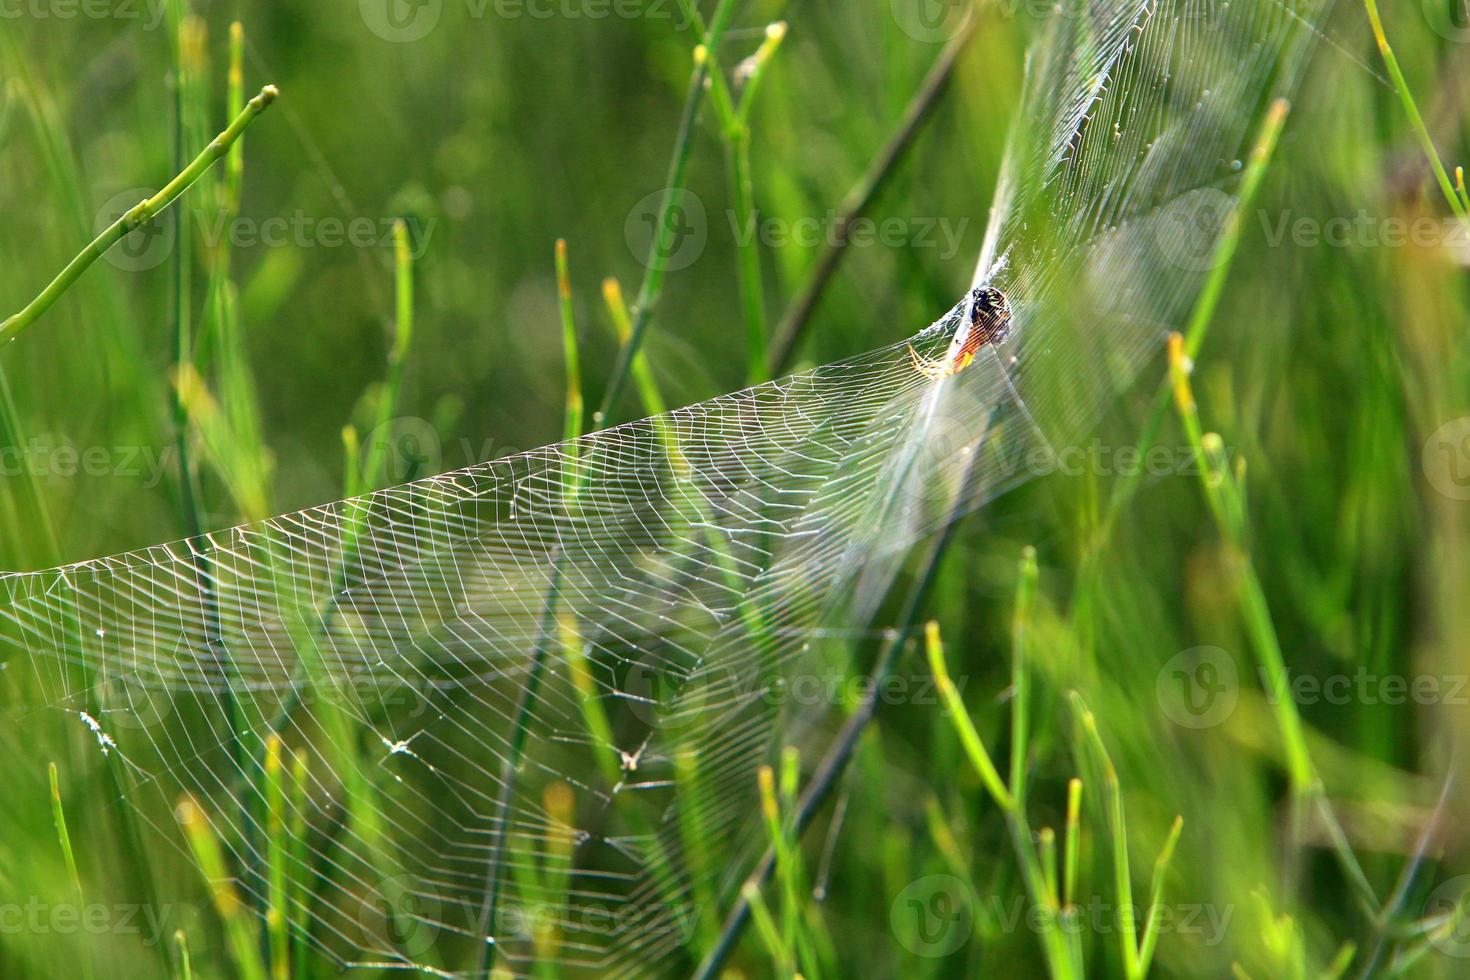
xmin=907 ymin=344 xmax=947 ymax=378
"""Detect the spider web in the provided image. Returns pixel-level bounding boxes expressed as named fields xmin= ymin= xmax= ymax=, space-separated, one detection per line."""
xmin=0 ymin=0 xmax=1331 ymax=975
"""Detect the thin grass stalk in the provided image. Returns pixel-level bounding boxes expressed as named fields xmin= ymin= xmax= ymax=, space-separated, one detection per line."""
xmin=264 ymin=735 xmax=290 ymax=980
xmin=1136 ymin=815 xmax=1184 ymax=976
xmin=1063 ymin=778 xmax=1082 ymax=909
xmin=1011 ymin=546 xmax=1038 ymax=807
xmin=1071 ymin=694 xmax=1140 ymax=978
xmin=926 ymin=620 xmax=1013 ymax=810
xmin=765 ymin=12 xmax=976 ymax=375
xmin=1090 ymin=98 xmax=1290 ymax=553
xmin=288 ymin=750 xmax=311 ymax=980
xmin=1040 ymin=827 xmax=1060 ymax=908
xmin=931 ymin=620 xmax=1076 ymax=977
xmin=718 ymin=22 xmax=787 ymax=384
xmin=362 ymin=218 xmax=415 ymax=491
xmin=48 ymin=762 xmax=93 ymax=980
xmin=693 ymin=446 xmax=990 ymax=980
xmin=1 ymin=86 xmax=278 ymax=343
xmin=174 ymin=930 xmax=193 ymax=980
xmin=473 ymin=238 xmax=592 ymax=977
xmin=1363 ymin=0 xmax=1466 ymax=219
xmin=556 ymin=239 xmax=583 ymax=441
xmin=595 ymin=0 xmax=737 ymax=425
xmin=176 ymin=796 xmax=269 ymax=980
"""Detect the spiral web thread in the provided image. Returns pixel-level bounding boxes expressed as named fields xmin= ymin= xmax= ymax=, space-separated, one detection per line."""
xmin=0 ymin=0 xmax=1330 ymax=974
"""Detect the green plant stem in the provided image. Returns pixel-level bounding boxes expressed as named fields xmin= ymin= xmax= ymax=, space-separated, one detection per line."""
xmin=362 ymin=218 xmax=414 ymax=490
xmin=1089 ymin=98 xmax=1290 ymax=554
xmin=765 ymin=11 xmax=976 ymax=375
xmin=1011 ymin=546 xmax=1038 ymax=807
xmin=1073 ymin=695 xmax=1140 ymax=978
xmin=692 ymin=446 xmax=988 ymax=980
xmin=699 ymin=20 xmax=786 ymax=385
xmin=174 ymin=930 xmax=193 ymax=980
xmin=49 ymin=762 xmax=93 ymax=980
xmin=0 ymin=84 xmax=278 ymax=345
xmin=555 ymin=239 xmax=583 ymax=441
xmin=177 ymin=796 xmax=269 ymax=980
xmin=927 ymin=620 xmax=1014 ymax=811
xmin=1363 ymin=0 xmax=1467 ymax=219
xmin=1137 ymin=815 xmax=1183 ymax=976
xmin=596 ymin=0 xmax=736 ymax=426
xmin=1063 ymin=778 xmax=1082 ymax=908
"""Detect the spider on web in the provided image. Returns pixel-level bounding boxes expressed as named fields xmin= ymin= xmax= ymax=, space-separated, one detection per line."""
xmin=908 ymin=285 xmax=1013 ymax=378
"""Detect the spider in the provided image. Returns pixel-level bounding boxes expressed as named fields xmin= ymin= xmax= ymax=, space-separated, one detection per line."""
xmin=908 ymin=286 xmax=1013 ymax=378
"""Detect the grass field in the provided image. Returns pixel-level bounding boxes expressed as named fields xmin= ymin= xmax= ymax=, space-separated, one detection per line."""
xmin=0 ymin=0 xmax=1468 ymax=977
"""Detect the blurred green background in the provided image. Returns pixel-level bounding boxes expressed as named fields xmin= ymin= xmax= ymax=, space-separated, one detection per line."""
xmin=1 ymin=0 xmax=1468 ymax=977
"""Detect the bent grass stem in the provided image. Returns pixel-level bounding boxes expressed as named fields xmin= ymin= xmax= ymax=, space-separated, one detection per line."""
xmin=0 ymin=85 xmax=278 ymax=345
